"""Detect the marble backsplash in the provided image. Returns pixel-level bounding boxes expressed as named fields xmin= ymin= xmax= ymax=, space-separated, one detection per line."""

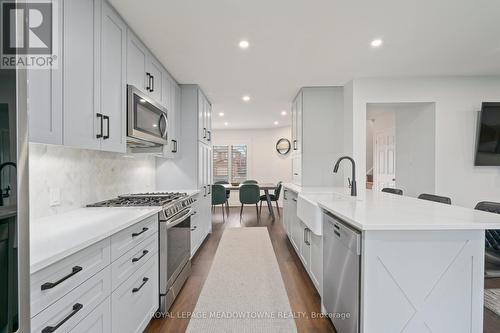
xmin=29 ymin=143 xmax=156 ymax=219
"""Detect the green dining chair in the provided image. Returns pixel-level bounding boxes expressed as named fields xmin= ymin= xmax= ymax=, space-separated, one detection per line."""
xmin=239 ymin=184 xmax=260 ymax=222
xmin=259 ymin=181 xmax=283 ymax=217
xmin=242 ymin=180 xmax=258 ymax=184
xmin=211 ymin=184 xmax=227 ymax=222
xmin=214 ymin=180 xmax=230 ymax=208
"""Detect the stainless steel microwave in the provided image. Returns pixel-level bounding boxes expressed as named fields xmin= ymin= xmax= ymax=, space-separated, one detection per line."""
xmin=127 ymin=85 xmax=168 ymax=147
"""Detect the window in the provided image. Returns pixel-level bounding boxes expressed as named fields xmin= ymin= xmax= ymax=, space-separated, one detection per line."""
xmin=213 ymin=145 xmax=247 ymax=183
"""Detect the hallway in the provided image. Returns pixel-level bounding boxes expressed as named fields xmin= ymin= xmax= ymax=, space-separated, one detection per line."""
xmin=146 ymin=206 xmax=336 ymax=333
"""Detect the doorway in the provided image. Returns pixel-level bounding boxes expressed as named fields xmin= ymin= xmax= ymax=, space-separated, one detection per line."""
xmin=366 ymin=102 xmax=436 ymax=197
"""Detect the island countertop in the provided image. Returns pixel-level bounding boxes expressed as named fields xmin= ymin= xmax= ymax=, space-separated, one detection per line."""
xmin=283 ymin=184 xmax=500 ymax=231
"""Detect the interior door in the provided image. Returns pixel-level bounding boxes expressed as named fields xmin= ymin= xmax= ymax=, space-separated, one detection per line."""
xmin=374 ymin=129 xmax=396 ymax=190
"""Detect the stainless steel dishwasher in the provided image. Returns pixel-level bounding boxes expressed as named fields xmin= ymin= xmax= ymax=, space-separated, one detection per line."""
xmin=323 ymin=211 xmax=361 ymax=333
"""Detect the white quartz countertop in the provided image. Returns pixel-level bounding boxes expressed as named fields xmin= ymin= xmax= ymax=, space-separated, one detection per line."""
xmin=283 ymin=184 xmax=500 ymax=231
xmin=30 ymin=207 xmax=161 ymax=273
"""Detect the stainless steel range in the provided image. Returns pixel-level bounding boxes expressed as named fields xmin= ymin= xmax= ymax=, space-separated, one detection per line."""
xmin=88 ymin=191 xmax=196 ymax=313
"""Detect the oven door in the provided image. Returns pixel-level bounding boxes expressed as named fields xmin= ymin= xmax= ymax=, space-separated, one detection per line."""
xmin=127 ymin=85 xmax=168 ymax=145
xmin=162 ymin=208 xmax=192 ymax=291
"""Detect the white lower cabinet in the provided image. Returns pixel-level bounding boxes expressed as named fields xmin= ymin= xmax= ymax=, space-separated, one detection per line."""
xmin=31 ymin=266 xmax=111 ymax=333
xmin=283 ymin=187 xmax=322 ymax=295
xmin=31 ymin=238 xmax=111 ymax=316
xmin=31 ymin=215 xmax=160 ymax=333
xmin=69 ymin=298 xmax=111 ymax=333
xmin=190 ymin=193 xmax=211 ymax=257
xmin=112 ymin=255 xmax=159 ymax=333
xmin=309 ymin=231 xmax=323 ymax=294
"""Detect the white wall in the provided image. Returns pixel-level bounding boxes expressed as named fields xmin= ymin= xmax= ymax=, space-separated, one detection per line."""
xmin=29 ymin=143 xmax=156 ymax=219
xmin=212 ymin=126 xmax=292 ymax=206
xmin=395 ymin=103 xmax=436 ymax=197
xmin=348 ymin=76 xmax=500 ymax=207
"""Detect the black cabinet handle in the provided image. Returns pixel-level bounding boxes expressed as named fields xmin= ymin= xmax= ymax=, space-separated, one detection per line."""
xmin=132 ymin=277 xmax=149 ymax=293
xmin=293 ymin=140 xmax=297 ymax=150
xmin=191 ymin=226 xmax=197 ymax=231
xmin=42 ymin=303 xmax=83 ymax=333
xmin=41 ymin=266 xmax=83 ymax=290
xmin=132 ymin=250 xmax=149 ymax=263
xmin=151 ymin=75 xmax=154 ymax=92
xmin=172 ymin=140 xmax=177 ymax=153
xmin=292 ymin=198 xmax=297 ymax=202
xmin=96 ymin=113 xmax=103 ymax=138
xmin=207 ymin=130 xmax=211 ymax=141
xmin=334 ymin=224 xmax=340 ymax=230
xmin=334 ymin=230 xmax=341 ymax=238
xmin=103 ymin=115 xmax=109 ymax=139
xmin=132 ymin=227 xmax=148 ymax=237
xmin=203 ymin=128 xmax=207 ymax=139
xmin=146 ymin=72 xmax=151 ymax=91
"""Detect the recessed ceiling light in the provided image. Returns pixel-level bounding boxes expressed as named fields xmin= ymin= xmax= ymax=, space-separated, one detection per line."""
xmin=274 ymin=121 xmax=279 ymax=126
xmin=281 ymin=110 xmax=287 ymax=116
xmin=224 ymin=122 xmax=229 ymax=126
xmin=239 ymin=40 xmax=249 ymax=49
xmin=370 ymin=39 xmax=383 ymax=48
xmin=218 ymin=112 xmax=224 ymax=117
xmin=242 ymin=95 xmax=251 ymax=102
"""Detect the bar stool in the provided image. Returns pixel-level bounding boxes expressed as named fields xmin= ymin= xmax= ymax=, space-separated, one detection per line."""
xmin=417 ymin=193 xmax=451 ymax=205
xmin=381 ymin=188 xmax=403 ymax=195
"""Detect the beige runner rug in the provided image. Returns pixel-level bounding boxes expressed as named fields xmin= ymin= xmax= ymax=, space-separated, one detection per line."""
xmin=186 ymin=227 xmax=297 ymax=333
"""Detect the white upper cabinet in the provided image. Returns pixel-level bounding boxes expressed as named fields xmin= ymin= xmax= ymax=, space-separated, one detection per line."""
xmin=197 ymin=90 xmax=212 ymax=144
xmin=99 ymin=0 xmax=127 ymax=153
xmin=63 ymin=0 xmax=100 ymax=150
xmin=126 ymin=30 xmax=166 ymax=106
xmin=126 ymin=32 xmax=149 ymax=94
xmin=146 ymin=57 xmax=164 ymax=103
xmin=27 ymin=0 xmax=63 ymax=145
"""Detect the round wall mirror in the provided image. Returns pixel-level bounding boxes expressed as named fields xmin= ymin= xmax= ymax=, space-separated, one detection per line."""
xmin=276 ymin=138 xmax=291 ymax=155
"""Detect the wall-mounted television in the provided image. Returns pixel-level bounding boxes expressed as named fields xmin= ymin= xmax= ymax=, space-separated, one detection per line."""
xmin=475 ymin=102 xmax=500 ymax=166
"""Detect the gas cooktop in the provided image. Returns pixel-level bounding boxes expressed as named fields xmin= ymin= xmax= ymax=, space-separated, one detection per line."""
xmin=87 ymin=192 xmax=187 ymax=207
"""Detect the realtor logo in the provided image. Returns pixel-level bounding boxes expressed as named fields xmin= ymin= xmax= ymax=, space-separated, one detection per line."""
xmin=1 ymin=0 xmax=58 ymax=69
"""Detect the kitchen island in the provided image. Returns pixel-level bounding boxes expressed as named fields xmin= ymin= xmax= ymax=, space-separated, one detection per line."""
xmin=283 ymin=184 xmax=500 ymax=333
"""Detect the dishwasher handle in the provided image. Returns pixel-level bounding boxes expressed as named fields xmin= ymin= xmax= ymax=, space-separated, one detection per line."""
xmin=324 ymin=212 xmax=361 ymax=256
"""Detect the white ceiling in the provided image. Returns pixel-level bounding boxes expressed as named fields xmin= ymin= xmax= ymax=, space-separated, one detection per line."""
xmin=110 ymin=0 xmax=500 ymax=129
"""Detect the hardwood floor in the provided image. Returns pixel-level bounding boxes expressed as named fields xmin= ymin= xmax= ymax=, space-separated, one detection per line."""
xmin=146 ymin=206 xmax=336 ymax=333
xmin=485 ymin=277 xmax=500 ymax=333
xmin=146 ymin=205 xmax=500 ymax=333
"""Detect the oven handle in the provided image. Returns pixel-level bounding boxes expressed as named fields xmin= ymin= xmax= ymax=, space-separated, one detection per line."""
xmin=166 ymin=208 xmax=194 ymax=229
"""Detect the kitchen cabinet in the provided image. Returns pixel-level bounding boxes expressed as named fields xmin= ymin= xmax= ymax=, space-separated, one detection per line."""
xmin=162 ymin=75 xmax=181 ymax=158
xmin=27 ymin=0 xmax=63 ymax=145
xmin=126 ymin=31 xmax=165 ymax=105
xmin=126 ymin=32 xmax=149 ymax=95
xmin=290 ymin=87 xmax=344 ymax=187
xmin=31 ymin=214 xmax=159 ymax=333
xmin=29 ymin=0 xmax=127 ymax=153
xmin=282 ymin=186 xmax=322 ymax=295
xmin=309 ymin=231 xmax=322 ymax=294
xmin=98 ymin=0 xmax=127 ymax=152
xmin=62 ymin=0 xmax=99 ymax=151
xmin=198 ymin=91 xmax=212 ymax=144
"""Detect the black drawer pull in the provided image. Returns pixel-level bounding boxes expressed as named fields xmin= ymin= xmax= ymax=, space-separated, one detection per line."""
xmin=132 ymin=277 xmax=149 ymax=293
xmin=42 ymin=303 xmax=83 ymax=333
xmin=132 ymin=250 xmax=149 ymax=263
xmin=292 ymin=198 xmax=297 ymax=202
xmin=132 ymin=227 xmax=148 ymax=237
xmin=334 ymin=224 xmax=340 ymax=230
xmin=191 ymin=226 xmax=197 ymax=231
xmin=334 ymin=230 xmax=341 ymax=237
xmin=41 ymin=266 xmax=83 ymax=290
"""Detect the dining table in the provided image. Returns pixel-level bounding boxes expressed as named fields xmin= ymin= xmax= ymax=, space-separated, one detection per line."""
xmin=222 ymin=183 xmax=277 ymax=221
